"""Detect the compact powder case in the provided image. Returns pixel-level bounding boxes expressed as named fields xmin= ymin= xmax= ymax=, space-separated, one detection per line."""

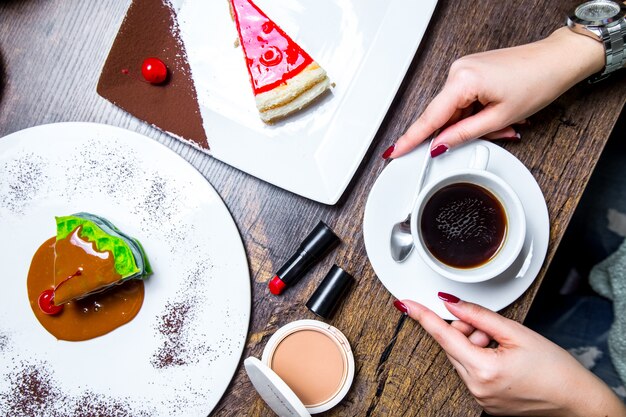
xmin=244 ymin=319 xmax=355 ymax=416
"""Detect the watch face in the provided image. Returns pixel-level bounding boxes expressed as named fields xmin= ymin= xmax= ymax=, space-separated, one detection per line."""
xmin=575 ymin=0 xmax=621 ymax=22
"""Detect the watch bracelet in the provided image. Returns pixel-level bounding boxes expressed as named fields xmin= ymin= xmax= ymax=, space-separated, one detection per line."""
xmin=593 ymin=19 xmax=626 ymax=81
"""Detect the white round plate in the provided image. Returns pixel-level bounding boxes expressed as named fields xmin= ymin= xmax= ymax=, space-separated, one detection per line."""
xmin=0 ymin=123 xmax=250 ymax=416
xmin=363 ymin=140 xmax=549 ymax=320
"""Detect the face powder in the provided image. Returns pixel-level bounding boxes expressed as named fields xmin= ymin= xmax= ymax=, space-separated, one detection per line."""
xmin=249 ymin=319 xmax=354 ymax=415
xmin=270 ymin=328 xmax=346 ymax=407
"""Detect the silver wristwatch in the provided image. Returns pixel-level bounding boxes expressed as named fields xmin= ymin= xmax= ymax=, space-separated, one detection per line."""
xmin=567 ymin=0 xmax=626 ymax=81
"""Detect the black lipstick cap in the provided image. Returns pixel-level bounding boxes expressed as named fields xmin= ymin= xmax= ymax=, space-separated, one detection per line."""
xmin=306 ymin=265 xmax=354 ymax=319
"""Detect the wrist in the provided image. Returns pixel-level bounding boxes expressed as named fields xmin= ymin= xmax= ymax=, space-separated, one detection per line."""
xmin=545 ymin=27 xmax=606 ymax=82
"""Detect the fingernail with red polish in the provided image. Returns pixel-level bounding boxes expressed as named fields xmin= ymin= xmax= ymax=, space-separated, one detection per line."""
xmin=382 ymin=144 xmax=395 ymax=160
xmin=437 ymin=292 xmax=460 ymax=303
xmin=430 ymin=144 xmax=449 ymax=158
xmin=393 ymin=299 xmax=409 ymax=314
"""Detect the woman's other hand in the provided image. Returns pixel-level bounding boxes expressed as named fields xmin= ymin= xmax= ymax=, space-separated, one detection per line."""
xmin=394 ymin=295 xmax=626 ymax=417
xmin=384 ymin=28 xmax=605 ymax=160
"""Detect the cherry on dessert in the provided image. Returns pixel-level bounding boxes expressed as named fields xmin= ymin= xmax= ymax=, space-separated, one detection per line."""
xmin=141 ymin=57 xmax=168 ymax=84
xmin=38 ymin=289 xmax=63 ymax=315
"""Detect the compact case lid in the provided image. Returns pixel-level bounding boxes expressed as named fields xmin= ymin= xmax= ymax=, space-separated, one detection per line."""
xmin=244 ymin=357 xmax=311 ymax=417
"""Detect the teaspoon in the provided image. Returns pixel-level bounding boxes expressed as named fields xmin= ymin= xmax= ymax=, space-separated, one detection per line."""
xmin=389 ymin=141 xmax=433 ymax=263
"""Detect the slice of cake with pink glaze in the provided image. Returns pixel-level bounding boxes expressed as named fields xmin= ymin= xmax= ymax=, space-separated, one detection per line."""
xmin=229 ymin=0 xmax=331 ymax=123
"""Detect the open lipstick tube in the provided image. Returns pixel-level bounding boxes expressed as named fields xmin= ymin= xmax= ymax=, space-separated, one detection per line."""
xmin=268 ymin=221 xmax=340 ymax=295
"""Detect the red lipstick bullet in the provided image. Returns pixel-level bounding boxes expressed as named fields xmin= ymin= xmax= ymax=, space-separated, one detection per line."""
xmin=268 ymin=276 xmax=287 ymax=295
xmin=268 ymin=221 xmax=340 ymax=295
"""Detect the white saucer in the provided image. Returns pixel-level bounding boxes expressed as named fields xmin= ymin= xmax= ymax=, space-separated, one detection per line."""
xmin=363 ymin=140 xmax=549 ymax=320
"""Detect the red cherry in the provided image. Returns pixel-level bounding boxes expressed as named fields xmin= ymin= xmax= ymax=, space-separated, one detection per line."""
xmin=141 ymin=57 xmax=168 ymax=84
xmin=38 ymin=289 xmax=63 ymax=315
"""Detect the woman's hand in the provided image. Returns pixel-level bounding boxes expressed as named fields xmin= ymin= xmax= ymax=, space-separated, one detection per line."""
xmin=395 ymin=295 xmax=626 ymax=417
xmin=384 ymin=27 xmax=605 ymax=159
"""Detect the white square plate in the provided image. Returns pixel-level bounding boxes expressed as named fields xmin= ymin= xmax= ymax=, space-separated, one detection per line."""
xmin=172 ymin=0 xmax=438 ymax=204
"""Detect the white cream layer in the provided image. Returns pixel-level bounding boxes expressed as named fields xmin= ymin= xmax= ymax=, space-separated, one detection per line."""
xmin=255 ymin=62 xmax=331 ymax=123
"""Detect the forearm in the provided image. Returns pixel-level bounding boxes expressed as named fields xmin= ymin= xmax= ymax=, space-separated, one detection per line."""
xmin=561 ymin=371 xmax=626 ymax=417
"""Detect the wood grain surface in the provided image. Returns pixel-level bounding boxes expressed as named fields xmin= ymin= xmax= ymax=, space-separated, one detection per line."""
xmin=1 ymin=0 xmax=625 ymax=416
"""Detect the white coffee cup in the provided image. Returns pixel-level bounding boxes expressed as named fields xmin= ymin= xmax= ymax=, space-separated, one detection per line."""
xmin=411 ymin=145 xmax=526 ymax=283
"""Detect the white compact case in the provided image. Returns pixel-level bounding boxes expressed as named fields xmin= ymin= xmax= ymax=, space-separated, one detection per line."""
xmin=244 ymin=319 xmax=355 ymax=416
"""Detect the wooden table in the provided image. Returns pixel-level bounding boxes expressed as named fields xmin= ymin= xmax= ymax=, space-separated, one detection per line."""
xmin=1 ymin=0 xmax=625 ymax=416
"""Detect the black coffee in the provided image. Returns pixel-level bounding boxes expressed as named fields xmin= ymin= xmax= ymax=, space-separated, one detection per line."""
xmin=420 ymin=182 xmax=507 ymax=269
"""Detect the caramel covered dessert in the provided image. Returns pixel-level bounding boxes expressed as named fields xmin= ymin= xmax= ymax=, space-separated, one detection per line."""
xmin=27 ymin=213 xmax=152 ymax=341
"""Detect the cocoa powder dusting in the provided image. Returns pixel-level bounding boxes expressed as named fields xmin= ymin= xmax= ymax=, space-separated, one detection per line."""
xmin=133 ymin=174 xmax=178 ymax=227
xmin=0 ymin=362 xmax=154 ymax=416
xmin=152 ymin=301 xmax=193 ymax=368
xmin=64 ymin=145 xmax=137 ymax=201
xmin=0 ymin=363 xmax=59 ymax=416
xmin=151 ymin=262 xmax=218 ymax=369
xmin=1 ymin=154 xmax=48 ymax=214
xmin=0 ymin=332 xmax=7 ymax=353
xmin=72 ymin=391 xmax=153 ymax=417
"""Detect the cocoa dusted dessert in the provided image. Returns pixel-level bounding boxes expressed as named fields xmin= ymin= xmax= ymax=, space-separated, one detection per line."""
xmin=27 ymin=213 xmax=152 ymax=341
xmin=97 ymin=0 xmax=208 ymax=150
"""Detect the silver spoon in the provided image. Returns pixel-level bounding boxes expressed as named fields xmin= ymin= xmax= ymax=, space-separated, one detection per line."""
xmin=390 ymin=140 xmax=434 ymax=263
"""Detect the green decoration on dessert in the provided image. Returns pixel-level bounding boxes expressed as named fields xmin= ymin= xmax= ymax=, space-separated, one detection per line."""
xmin=53 ymin=213 xmax=152 ymax=305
